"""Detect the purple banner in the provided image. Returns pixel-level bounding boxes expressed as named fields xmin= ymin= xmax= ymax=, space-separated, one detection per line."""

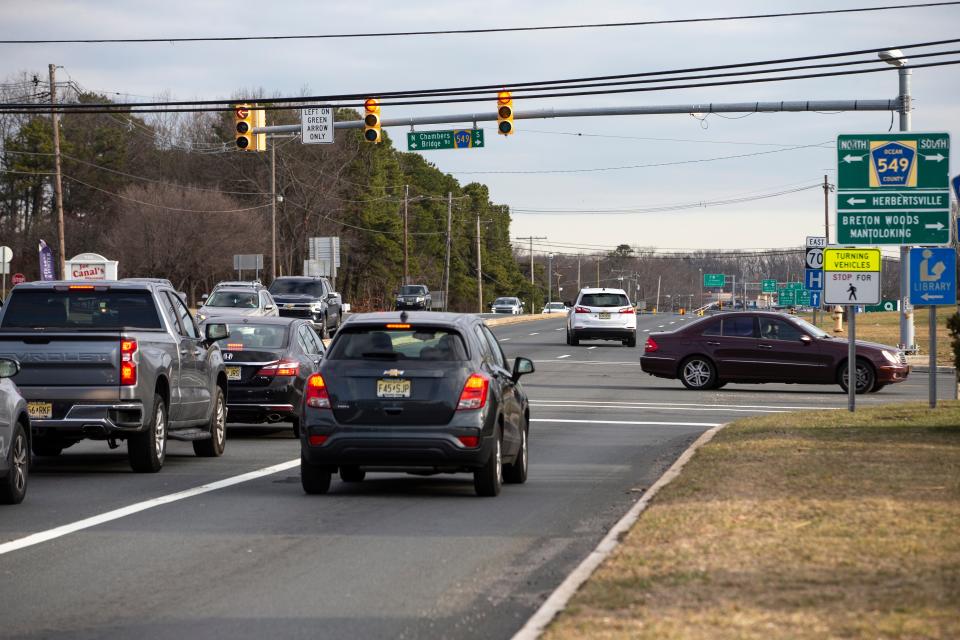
xmin=38 ymin=239 xmax=56 ymax=281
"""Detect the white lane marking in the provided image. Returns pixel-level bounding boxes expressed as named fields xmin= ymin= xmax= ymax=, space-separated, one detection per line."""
xmin=587 ymin=346 xmax=597 ymax=350
xmin=529 ymin=332 xmax=540 ymax=336
xmin=657 ymin=325 xmax=665 ymax=328
xmin=669 ymin=322 xmax=675 ymax=325
xmin=531 ymin=418 xmax=721 ymax=427
xmin=533 ymin=399 xmax=827 ymax=411
xmin=0 ymin=458 xmax=300 ymax=557
xmin=499 ymin=338 xmax=511 ymax=341
xmin=532 ymin=403 xmax=785 ymax=414
xmin=532 ymin=360 xmax=644 ymax=366
xmin=643 ymin=329 xmax=650 ymax=332
xmin=556 ymin=354 xmax=571 ymax=359
xmin=555 ymin=328 xmax=563 ymax=331
xmin=512 ymin=424 xmax=726 ymax=640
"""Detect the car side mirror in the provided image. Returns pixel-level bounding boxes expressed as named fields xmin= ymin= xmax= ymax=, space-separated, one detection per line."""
xmin=0 ymin=357 xmax=20 ymax=378
xmin=800 ymin=334 xmax=812 ymax=345
xmin=205 ymin=323 xmax=230 ymax=342
xmin=512 ymin=356 xmax=535 ymax=381
xmin=201 ymin=293 xmax=208 ymax=301
xmin=264 ymin=304 xmax=275 ymax=311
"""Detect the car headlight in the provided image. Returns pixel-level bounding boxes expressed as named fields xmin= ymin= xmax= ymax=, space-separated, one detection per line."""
xmin=416 ymin=296 xmax=424 ymax=302
xmin=197 ymin=312 xmax=206 ymax=321
xmin=310 ymin=302 xmax=323 ymax=312
xmin=881 ymin=350 xmax=900 ymax=365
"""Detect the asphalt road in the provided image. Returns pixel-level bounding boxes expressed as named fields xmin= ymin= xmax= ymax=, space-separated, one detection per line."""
xmin=0 ymin=314 xmax=951 ymax=639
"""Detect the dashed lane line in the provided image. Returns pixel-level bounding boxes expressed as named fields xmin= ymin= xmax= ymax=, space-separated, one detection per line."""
xmin=529 ymin=332 xmax=540 ymax=336
xmin=0 ymin=459 xmax=301 ymax=557
xmin=587 ymin=346 xmax=597 ymax=350
xmin=556 ymin=354 xmax=571 ymax=359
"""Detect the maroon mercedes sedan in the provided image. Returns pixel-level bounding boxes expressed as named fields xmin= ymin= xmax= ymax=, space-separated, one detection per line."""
xmin=640 ymin=311 xmax=909 ymax=393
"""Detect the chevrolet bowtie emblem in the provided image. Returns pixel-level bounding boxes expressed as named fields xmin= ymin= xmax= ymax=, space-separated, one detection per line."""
xmin=383 ymin=369 xmax=405 ymax=377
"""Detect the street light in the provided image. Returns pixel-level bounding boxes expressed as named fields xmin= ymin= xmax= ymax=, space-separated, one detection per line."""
xmin=878 ymin=48 xmax=913 ymax=351
xmin=547 ymin=253 xmax=554 ymax=303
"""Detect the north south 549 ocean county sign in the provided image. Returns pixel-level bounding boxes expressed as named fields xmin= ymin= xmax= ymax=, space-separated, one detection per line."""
xmin=836 ymin=133 xmax=950 ymax=245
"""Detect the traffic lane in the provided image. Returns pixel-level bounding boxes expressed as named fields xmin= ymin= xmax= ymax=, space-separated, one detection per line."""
xmin=0 ymin=406 xmax=707 ymax=640
xmin=0 ymin=428 xmax=298 ymax=545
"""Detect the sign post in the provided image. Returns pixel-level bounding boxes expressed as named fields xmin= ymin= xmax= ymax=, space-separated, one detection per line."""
xmin=908 ymin=247 xmax=957 ymax=408
xmin=0 ymin=245 xmax=12 ymax=300
xmin=824 ymin=247 xmax=882 ymax=412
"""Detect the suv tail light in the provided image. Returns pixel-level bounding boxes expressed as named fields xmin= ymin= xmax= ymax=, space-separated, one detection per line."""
xmin=120 ymin=339 xmax=137 ymax=385
xmin=257 ymin=360 xmax=300 ymax=377
xmin=457 ymin=373 xmax=489 ymax=410
xmin=644 ymin=337 xmax=659 ymax=353
xmin=619 ymin=307 xmax=635 ymax=314
xmin=305 ymin=373 xmax=331 ymax=409
xmin=575 ymin=306 xmax=590 ymax=314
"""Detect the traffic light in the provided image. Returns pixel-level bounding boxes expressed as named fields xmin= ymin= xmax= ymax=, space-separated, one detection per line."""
xmin=497 ymin=91 xmax=514 ymax=135
xmin=234 ymin=104 xmax=255 ymax=151
xmin=363 ymin=98 xmax=381 ymax=143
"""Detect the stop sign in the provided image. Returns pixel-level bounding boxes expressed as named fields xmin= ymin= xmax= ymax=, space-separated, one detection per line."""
xmin=11 ymin=273 xmax=25 ymax=285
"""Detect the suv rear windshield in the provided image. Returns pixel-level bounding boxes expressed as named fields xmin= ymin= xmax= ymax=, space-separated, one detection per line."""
xmin=1 ymin=289 xmax=162 ymax=330
xmin=206 ymin=291 xmax=258 ymax=308
xmin=269 ymin=279 xmax=324 ymax=297
xmin=399 ymin=285 xmax=427 ymax=295
xmin=579 ymin=293 xmax=629 ymax=307
xmin=328 ymin=327 xmax=468 ymax=361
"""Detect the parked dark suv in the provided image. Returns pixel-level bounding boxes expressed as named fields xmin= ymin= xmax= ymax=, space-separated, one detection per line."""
xmin=395 ymin=285 xmax=432 ymax=311
xmin=268 ymin=277 xmax=343 ymax=339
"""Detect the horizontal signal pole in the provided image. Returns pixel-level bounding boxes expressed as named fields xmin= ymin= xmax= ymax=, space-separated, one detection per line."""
xmin=253 ymin=98 xmax=902 ymax=135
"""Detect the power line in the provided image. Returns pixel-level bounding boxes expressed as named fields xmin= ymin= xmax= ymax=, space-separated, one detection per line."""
xmin=2 ymin=38 xmax=959 ymax=113
xmin=2 ymin=2 xmax=956 ymax=44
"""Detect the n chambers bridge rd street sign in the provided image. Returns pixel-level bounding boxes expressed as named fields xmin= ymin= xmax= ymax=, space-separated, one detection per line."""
xmin=836 ymin=133 xmax=951 ymax=245
xmin=407 ymin=129 xmax=484 ymax=151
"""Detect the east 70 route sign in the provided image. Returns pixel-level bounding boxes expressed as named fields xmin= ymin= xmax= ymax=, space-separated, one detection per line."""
xmin=836 ymin=133 xmax=951 ymax=245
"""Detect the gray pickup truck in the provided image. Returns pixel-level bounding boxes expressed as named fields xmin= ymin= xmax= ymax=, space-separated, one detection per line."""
xmin=0 ymin=281 xmax=230 ymax=472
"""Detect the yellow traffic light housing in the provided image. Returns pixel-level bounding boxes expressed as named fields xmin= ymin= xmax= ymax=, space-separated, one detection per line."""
xmin=363 ymin=98 xmax=381 ymax=143
xmin=497 ymin=91 xmax=514 ymax=136
xmin=253 ymin=107 xmax=266 ymax=152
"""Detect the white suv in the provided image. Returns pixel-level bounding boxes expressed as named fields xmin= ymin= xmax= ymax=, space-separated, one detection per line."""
xmin=566 ymin=288 xmax=637 ymax=347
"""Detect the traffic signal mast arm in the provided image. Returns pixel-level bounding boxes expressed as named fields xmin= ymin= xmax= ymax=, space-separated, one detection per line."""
xmin=253 ymin=98 xmax=902 ymax=135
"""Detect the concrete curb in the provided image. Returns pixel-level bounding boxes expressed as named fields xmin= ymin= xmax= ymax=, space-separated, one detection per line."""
xmin=511 ymin=423 xmax=729 ymax=640
xmin=484 ymin=313 xmax=557 ymax=327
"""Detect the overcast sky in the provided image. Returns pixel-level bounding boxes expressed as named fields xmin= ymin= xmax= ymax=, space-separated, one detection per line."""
xmin=1 ymin=0 xmax=957 ymax=256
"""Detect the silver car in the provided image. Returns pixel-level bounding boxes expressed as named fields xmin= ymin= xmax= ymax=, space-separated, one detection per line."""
xmin=197 ymin=287 xmax=279 ymax=322
xmin=0 ymin=358 xmax=29 ymax=504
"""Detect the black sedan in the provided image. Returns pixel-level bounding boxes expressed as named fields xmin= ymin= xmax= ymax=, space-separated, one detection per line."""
xmin=204 ymin=316 xmax=326 ymax=437
xmin=300 ymin=312 xmax=534 ymax=497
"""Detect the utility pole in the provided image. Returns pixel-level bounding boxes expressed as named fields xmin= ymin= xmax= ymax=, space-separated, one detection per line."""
xmin=516 ymin=235 xmax=545 ymax=309
xmin=547 ymin=253 xmax=553 ymax=302
xmin=49 ymin=64 xmax=66 ymax=279
xmin=596 ymin=256 xmax=600 ymax=287
xmin=656 ymin=276 xmax=661 ymax=314
xmin=443 ymin=192 xmax=452 ymax=312
xmin=270 ymin=140 xmax=277 ymax=281
xmin=403 ymin=184 xmax=409 ymax=286
xmin=476 ymin=214 xmax=483 ymax=313
xmin=577 ymin=254 xmax=581 ymax=292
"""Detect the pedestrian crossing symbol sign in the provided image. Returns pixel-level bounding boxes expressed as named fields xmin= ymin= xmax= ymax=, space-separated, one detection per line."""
xmin=869 ymin=140 xmax=917 ymax=188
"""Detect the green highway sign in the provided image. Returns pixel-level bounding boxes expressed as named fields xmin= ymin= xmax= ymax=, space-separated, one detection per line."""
xmin=865 ymin=300 xmax=899 ymax=312
xmin=796 ymin=289 xmax=812 ymax=306
xmin=777 ymin=289 xmax=795 ymax=306
xmin=761 ymin=279 xmax=777 ymax=294
xmin=703 ymin=273 xmax=725 ymax=287
xmin=836 ymin=133 xmax=951 ymax=245
xmin=407 ymin=129 xmax=484 ymax=151
xmin=787 ymin=282 xmax=803 ymax=291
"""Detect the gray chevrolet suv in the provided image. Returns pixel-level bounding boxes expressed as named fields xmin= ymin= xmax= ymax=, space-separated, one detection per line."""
xmin=0 ymin=281 xmax=230 ymax=473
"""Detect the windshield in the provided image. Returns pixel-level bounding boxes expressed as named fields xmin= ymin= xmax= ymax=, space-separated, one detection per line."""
xmin=790 ymin=316 xmax=830 ymax=339
xmin=328 ymin=327 xmax=468 ymax=361
xmin=1 ymin=289 xmax=162 ymax=330
xmin=580 ymin=293 xmax=629 ymax=307
xmin=269 ymin=280 xmax=324 ymax=297
xmin=218 ymin=323 xmax=288 ymax=350
xmin=546 ymin=302 xmax=564 ymax=309
xmin=399 ymin=286 xmax=426 ymax=295
xmin=206 ymin=291 xmax=258 ymax=308
xmin=493 ymin=298 xmax=515 ymax=305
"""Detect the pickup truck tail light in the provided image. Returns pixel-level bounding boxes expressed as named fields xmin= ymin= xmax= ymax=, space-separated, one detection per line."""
xmin=305 ymin=373 xmax=331 ymax=409
xmin=457 ymin=373 xmax=489 ymax=410
xmin=644 ymin=337 xmax=659 ymax=353
xmin=121 ymin=339 xmax=138 ymax=385
xmin=257 ymin=360 xmax=300 ymax=377
xmin=574 ymin=306 xmax=591 ymax=314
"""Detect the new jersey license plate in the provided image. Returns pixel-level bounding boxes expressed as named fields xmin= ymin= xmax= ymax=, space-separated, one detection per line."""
xmin=27 ymin=401 xmax=52 ymax=420
xmin=226 ymin=366 xmax=242 ymax=381
xmin=599 ymin=311 xmax=611 ymax=319
xmin=377 ymin=379 xmax=411 ymax=398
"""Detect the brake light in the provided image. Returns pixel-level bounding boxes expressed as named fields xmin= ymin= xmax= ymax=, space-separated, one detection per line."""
xmin=305 ymin=373 xmax=331 ymax=409
xmin=619 ymin=307 xmax=635 ymax=314
xmin=257 ymin=360 xmax=300 ymax=377
xmin=644 ymin=337 xmax=659 ymax=353
xmin=457 ymin=435 xmax=480 ymax=448
xmin=457 ymin=373 xmax=489 ymax=410
xmin=120 ymin=339 xmax=137 ymax=385
xmin=68 ymin=284 xmax=95 ymax=290
xmin=575 ymin=306 xmax=590 ymax=314
xmin=386 ymin=323 xmax=410 ymax=329
xmin=308 ymin=434 xmax=328 ymax=446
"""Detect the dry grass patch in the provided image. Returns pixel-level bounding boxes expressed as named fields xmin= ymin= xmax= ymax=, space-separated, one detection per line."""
xmin=544 ymin=402 xmax=960 ymax=640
